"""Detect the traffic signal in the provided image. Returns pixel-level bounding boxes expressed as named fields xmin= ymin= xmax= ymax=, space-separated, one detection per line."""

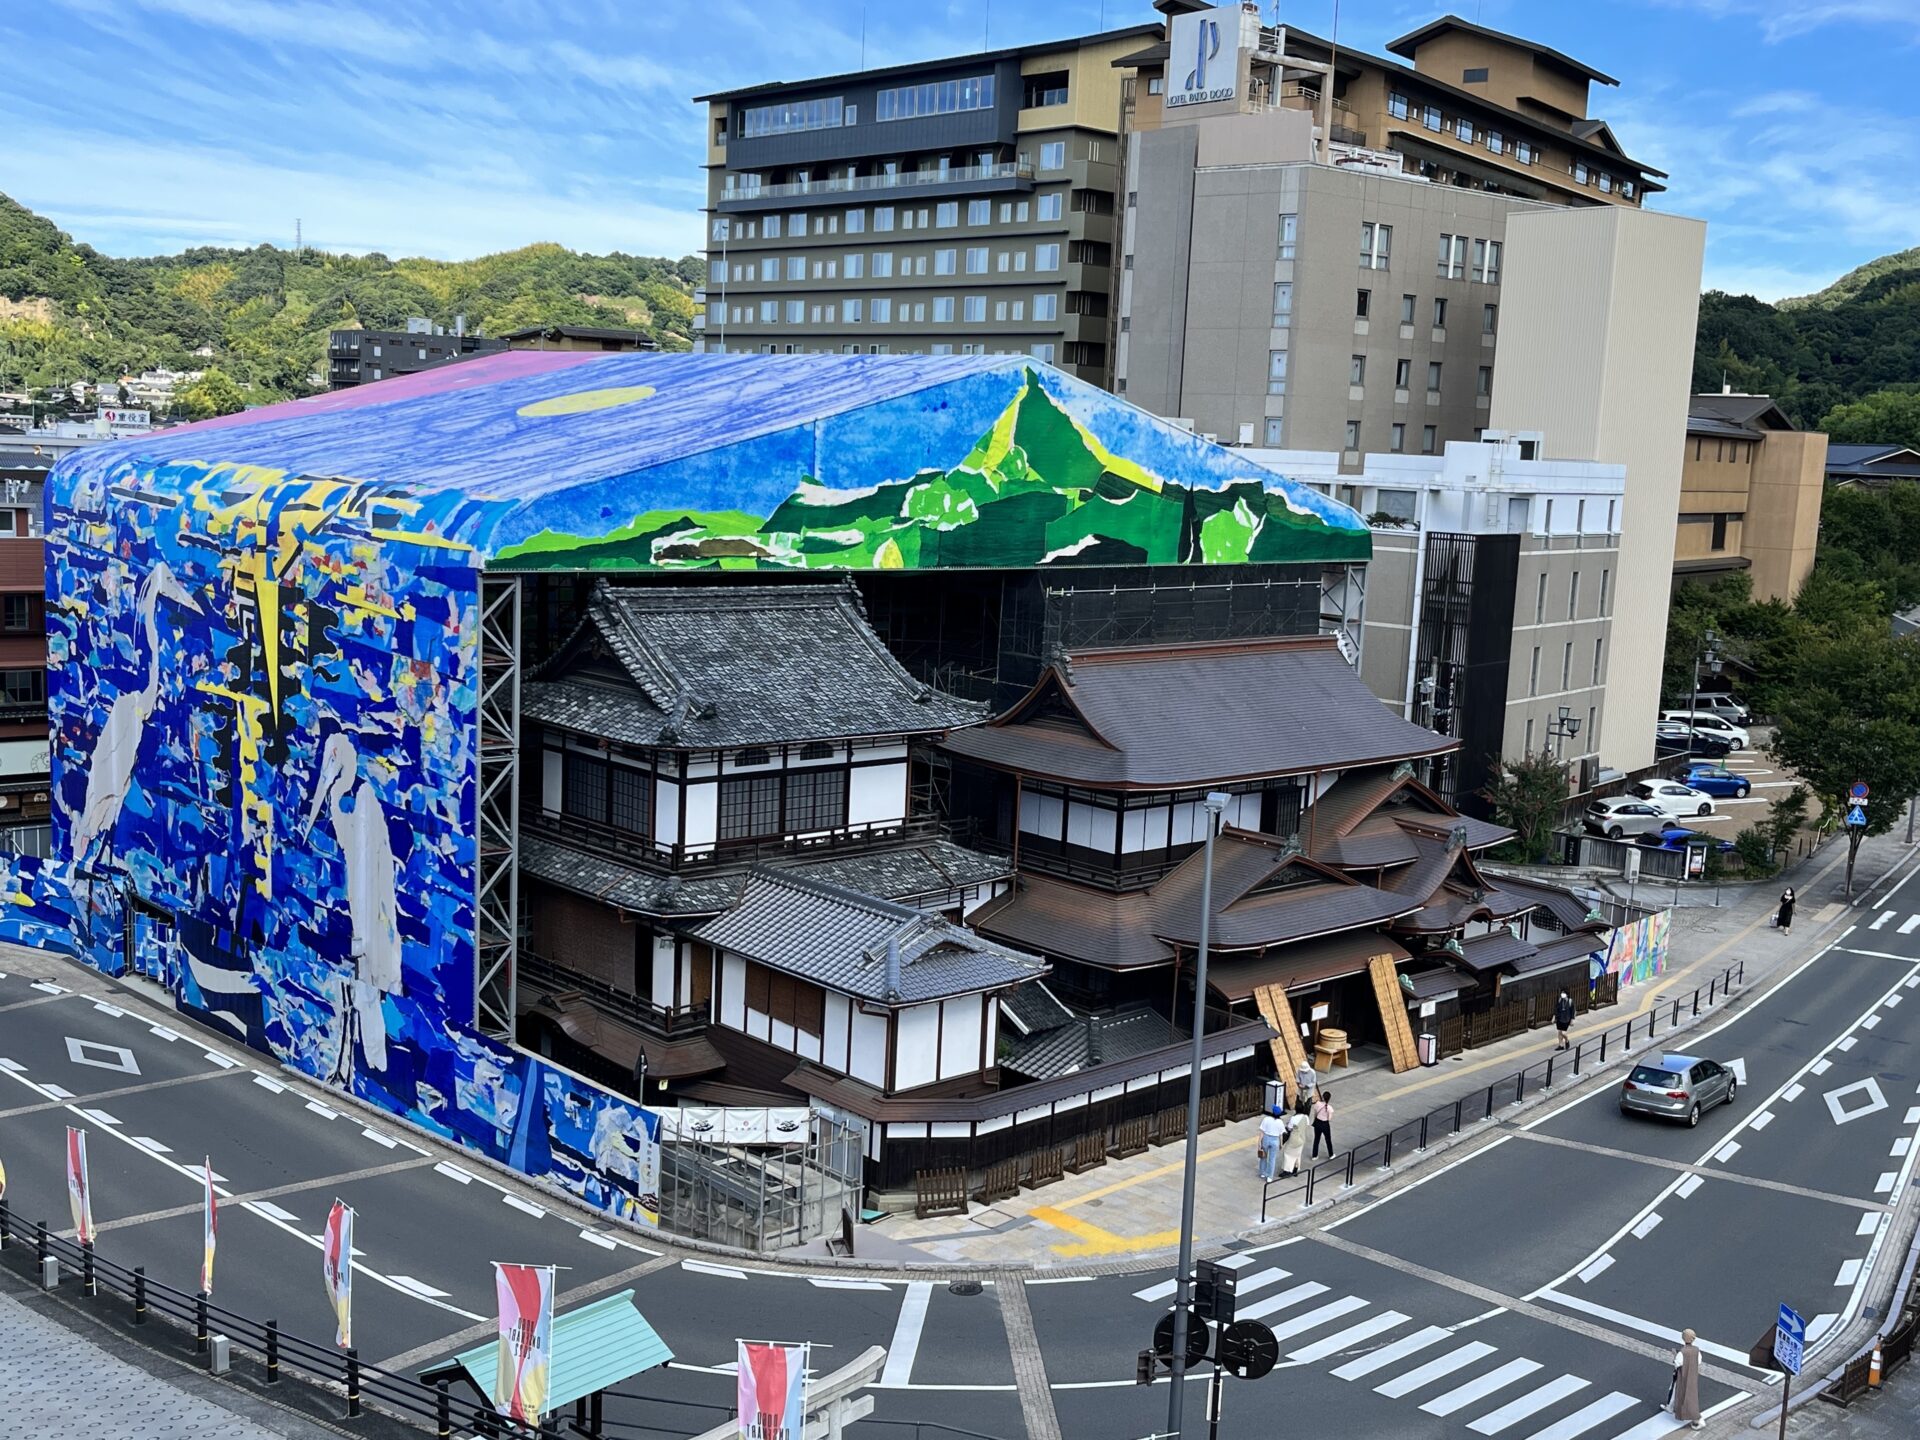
xmin=1194 ymin=1259 xmax=1237 ymax=1325
xmin=1137 ymin=1349 xmax=1157 ymax=1386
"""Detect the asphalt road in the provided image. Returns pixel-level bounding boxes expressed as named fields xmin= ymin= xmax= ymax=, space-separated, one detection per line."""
xmin=3 ymin=852 xmax=1920 ymax=1440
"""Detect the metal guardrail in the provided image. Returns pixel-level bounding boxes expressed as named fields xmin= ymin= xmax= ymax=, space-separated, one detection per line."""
xmin=1260 ymin=961 xmax=1747 ymax=1221
xmin=0 ymin=1203 xmax=560 ymax=1437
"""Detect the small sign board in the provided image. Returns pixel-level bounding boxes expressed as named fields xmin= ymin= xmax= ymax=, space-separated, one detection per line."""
xmin=1310 ymin=1003 xmax=1330 ymax=1022
xmin=1847 ymin=805 xmax=1868 ymax=829
xmin=1850 ymin=781 xmax=1870 ymax=801
xmin=1419 ymin=1000 xmax=1437 ymax=1018
xmin=1685 ymin=842 xmax=1709 ymax=879
xmin=1774 ymin=1303 xmax=1805 ymax=1376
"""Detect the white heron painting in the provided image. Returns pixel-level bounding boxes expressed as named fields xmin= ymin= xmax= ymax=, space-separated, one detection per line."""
xmin=68 ymin=562 xmax=202 ymax=913
xmin=304 ymin=733 xmax=404 ymax=1080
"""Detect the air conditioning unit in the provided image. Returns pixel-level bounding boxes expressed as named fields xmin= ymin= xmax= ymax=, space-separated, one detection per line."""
xmin=1237 ymin=422 xmax=1255 ymax=446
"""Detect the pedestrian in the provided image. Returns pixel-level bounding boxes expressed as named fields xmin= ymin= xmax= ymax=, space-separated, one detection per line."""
xmin=1311 ymin=1088 xmax=1334 ymax=1158
xmin=1776 ymin=886 xmax=1795 ymax=935
xmin=1256 ymin=1105 xmax=1285 ymax=1181
xmin=1553 ymin=989 xmax=1575 ymax=1051
xmin=1295 ymin=1056 xmax=1317 ymax=1108
xmin=1281 ymin=1110 xmax=1306 ymax=1177
xmin=1667 ymin=1328 xmax=1703 ymax=1428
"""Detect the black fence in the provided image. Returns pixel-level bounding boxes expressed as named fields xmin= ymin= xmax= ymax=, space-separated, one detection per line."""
xmin=1261 ymin=961 xmax=1747 ymax=1220
xmin=0 ymin=1203 xmax=558 ymax=1438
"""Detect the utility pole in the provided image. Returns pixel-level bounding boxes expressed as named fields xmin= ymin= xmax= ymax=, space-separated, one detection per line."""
xmin=1166 ymin=792 xmax=1229 ymax=1438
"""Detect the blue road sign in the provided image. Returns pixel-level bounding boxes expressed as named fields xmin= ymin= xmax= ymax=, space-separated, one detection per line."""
xmin=1774 ymin=1303 xmax=1805 ymax=1376
xmin=1851 ymin=781 xmax=1870 ymax=800
xmin=1847 ymin=806 xmax=1868 ymax=828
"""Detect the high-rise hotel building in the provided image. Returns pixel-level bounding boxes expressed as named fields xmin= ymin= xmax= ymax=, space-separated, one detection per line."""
xmin=694 ymin=26 xmax=1155 ymax=387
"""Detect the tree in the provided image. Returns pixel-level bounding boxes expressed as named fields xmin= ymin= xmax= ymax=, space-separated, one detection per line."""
xmin=1770 ymin=631 xmax=1920 ymax=895
xmin=1819 ymin=390 xmax=1920 ymax=451
xmin=1482 ymin=751 xmax=1571 ymax=863
xmin=1765 ymin=784 xmax=1812 ymax=862
xmin=172 ymin=367 xmax=247 ymax=420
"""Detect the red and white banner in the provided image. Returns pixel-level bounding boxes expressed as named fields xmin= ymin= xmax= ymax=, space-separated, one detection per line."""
xmin=493 ymin=1263 xmax=555 ymax=1423
xmin=200 ymin=1158 xmax=217 ymax=1296
xmin=65 ymin=1126 xmax=94 ymax=1246
xmin=737 ymin=1341 xmax=808 ymax=1440
xmin=322 ymin=1200 xmax=354 ymax=1349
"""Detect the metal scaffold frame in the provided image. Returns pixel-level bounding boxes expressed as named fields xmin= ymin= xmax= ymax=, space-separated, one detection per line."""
xmin=474 ymin=574 xmax=521 ymax=1041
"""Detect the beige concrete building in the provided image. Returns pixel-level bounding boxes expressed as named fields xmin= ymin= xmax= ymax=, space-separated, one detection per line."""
xmin=1488 ymin=206 xmax=1707 ymax=776
xmin=693 ymin=26 xmax=1155 ymax=385
xmin=1676 ymin=392 xmax=1827 ymax=603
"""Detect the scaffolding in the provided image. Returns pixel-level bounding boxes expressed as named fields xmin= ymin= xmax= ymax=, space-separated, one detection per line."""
xmin=658 ymin=1114 xmax=865 ymax=1252
xmin=474 ymin=574 xmax=521 ymax=1040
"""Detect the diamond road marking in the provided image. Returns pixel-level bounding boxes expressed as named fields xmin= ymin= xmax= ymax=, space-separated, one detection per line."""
xmin=64 ymin=1037 xmax=140 ymax=1075
xmin=1826 ymin=1077 xmax=1890 ymax=1126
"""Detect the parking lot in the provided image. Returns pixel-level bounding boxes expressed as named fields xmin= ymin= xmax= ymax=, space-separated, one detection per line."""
xmin=1674 ymin=727 xmax=1808 ymax=839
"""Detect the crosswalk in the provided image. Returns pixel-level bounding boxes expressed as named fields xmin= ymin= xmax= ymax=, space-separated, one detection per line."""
xmin=1130 ymin=1262 xmax=1738 ymax=1439
xmin=1866 ymin=909 xmax=1920 ymax=934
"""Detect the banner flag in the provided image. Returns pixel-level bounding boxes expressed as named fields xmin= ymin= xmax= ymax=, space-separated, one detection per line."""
xmin=493 ymin=1263 xmax=555 ymax=1422
xmin=322 ymin=1200 xmax=354 ymax=1348
xmin=65 ymin=1126 xmax=94 ymax=1246
xmin=737 ymin=1340 xmax=808 ymax=1440
xmin=201 ymin=1157 xmax=217 ymax=1296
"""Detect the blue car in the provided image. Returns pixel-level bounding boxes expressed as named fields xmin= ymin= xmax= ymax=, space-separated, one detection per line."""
xmin=1684 ymin=764 xmax=1751 ymax=798
xmin=1636 ymin=824 xmax=1736 ymax=853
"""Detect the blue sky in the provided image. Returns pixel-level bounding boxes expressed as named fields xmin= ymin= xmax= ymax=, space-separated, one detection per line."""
xmin=7 ymin=0 xmax=1917 ymax=300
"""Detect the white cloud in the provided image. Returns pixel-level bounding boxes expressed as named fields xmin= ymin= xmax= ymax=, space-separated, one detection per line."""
xmin=1653 ymin=0 xmax=1920 ymax=41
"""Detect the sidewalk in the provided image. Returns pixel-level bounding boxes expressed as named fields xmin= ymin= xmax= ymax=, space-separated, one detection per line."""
xmin=858 ymin=827 xmax=1919 ymax=1268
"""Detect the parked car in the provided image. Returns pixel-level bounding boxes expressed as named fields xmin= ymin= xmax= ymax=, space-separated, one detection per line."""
xmin=1635 ymin=825 xmax=1735 ymax=853
xmin=1658 ymin=711 xmax=1751 ymax=751
xmin=1680 ymin=692 xmax=1751 ymax=725
xmin=1654 ymin=723 xmax=1732 ymax=759
xmin=1630 ymin=779 xmax=1717 ymax=819
xmin=1586 ymin=797 xmax=1673 ymax=839
xmin=1621 ymin=1053 xmax=1738 ymax=1126
xmin=1684 ymin=763 xmax=1751 ymax=798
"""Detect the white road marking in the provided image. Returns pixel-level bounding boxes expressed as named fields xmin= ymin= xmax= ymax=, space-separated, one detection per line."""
xmin=1812 ymin=1059 xmax=1832 ymax=1075
xmin=1537 ymin=1291 xmax=1754 ymax=1367
xmin=91 ymin=1002 xmax=124 ymax=1017
xmin=1518 ymin=1392 xmax=1637 ymax=1440
xmin=682 ymin=1260 xmax=747 ymax=1279
xmin=1909 ymin=977 xmax=1920 ymax=990
xmin=0 ymin=1058 xmax=22 ymax=1072
xmin=1901 ymin=915 xmax=1920 ymax=935
xmin=1836 ymin=1259 xmax=1863 ymax=1286
xmin=1890 ymin=995 xmax=1905 ymax=1008
xmin=1240 ymin=1280 xmax=1330 ymax=1322
xmin=1468 ymin=1374 xmax=1590 ymax=1434
xmin=1422 ymin=1357 xmax=1542 ymax=1417
xmin=809 ymin=1277 xmax=891 ymax=1291
xmin=1024 ymin=1275 xmax=1094 ymax=1285
xmin=1263 ymin=1295 xmax=1369 ymax=1342
xmin=30 ymin=982 xmax=64 ymax=995
xmin=1895 ymin=1139 xmax=1912 ymax=1158
xmin=360 ymin=1127 xmax=396 ymax=1149
xmin=879 ymin=1282 xmax=933 ymax=1388
xmin=1907 ymin=1107 xmax=1920 ymax=1124
xmin=432 ymin=1162 xmax=474 ymax=1185
xmin=1838 ymin=1037 xmax=1858 ymax=1052
xmin=1133 ymin=1278 xmax=1178 ymax=1304
xmin=304 ymin=1101 xmax=339 ymax=1119
xmin=132 ymin=1136 xmax=172 ymax=1154
xmin=1749 ymin=1111 xmax=1774 ymax=1131
xmin=1784 ymin=1085 xmax=1805 ymax=1103
xmin=248 ymin=1201 xmax=300 ymax=1223
xmin=1374 ymin=1340 xmax=1497 ymax=1398
xmin=65 ymin=1038 xmax=140 ymax=1074
xmin=1859 ymin=1213 xmax=1884 ymax=1237
xmin=1872 ymin=911 xmax=1895 ymax=930
xmin=1675 ymin=1176 xmax=1703 ymax=1200
xmin=1862 ymin=1016 xmax=1881 ymax=1030
xmin=1826 ymin=1077 xmax=1889 ymax=1125
xmin=252 ymin=1075 xmax=285 ymax=1093
xmin=1578 ymin=1255 xmax=1616 ymax=1283
xmin=1287 ymin=1310 xmax=1410 ymax=1363
xmin=202 ymin=1051 xmax=237 ymax=1068
xmin=387 ymin=1274 xmax=452 ymax=1300
xmin=1630 ymin=1213 xmax=1662 ymax=1239
xmin=149 ymin=1026 xmax=179 ymax=1041
xmin=40 ymin=1084 xmax=73 ymax=1099
xmin=1728 ymin=1059 xmax=1747 ymax=1086
xmin=1876 ymin=1172 xmax=1897 ymax=1194
xmin=1218 ymin=1253 xmax=1258 ymax=1270
xmin=1330 ymin=1325 xmax=1451 ymax=1380
xmin=1713 ymin=1142 xmax=1740 ymax=1162
xmin=79 ymin=1108 xmax=121 ymax=1126
xmin=501 ymin=1194 xmax=545 ymax=1219
xmin=1236 ymin=1267 xmax=1294 ymax=1298
xmin=578 ymin=1230 xmax=617 ymax=1250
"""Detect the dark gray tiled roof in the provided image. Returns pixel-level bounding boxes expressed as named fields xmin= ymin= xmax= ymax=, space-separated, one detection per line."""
xmin=1317 ymin=821 xmax=1422 ymax=869
xmin=1403 ymin=966 xmax=1475 ymax=1002
xmin=787 ymin=840 xmax=1012 ymax=905
xmin=1512 ymin=932 xmax=1607 ymax=977
xmin=693 ymin=868 xmax=1046 ymax=1004
xmin=970 ymin=879 xmax=1172 ymax=970
xmin=1394 ymin=811 xmax=1513 ymax=852
xmin=998 ymin=980 xmax=1075 ymax=1037
xmin=530 ymin=579 xmax=985 ymax=748
xmin=520 ymin=836 xmax=744 ymax=918
xmin=1001 ymin=1006 xmax=1178 ymax=1082
xmin=944 ymin=638 xmax=1453 ymax=788
xmin=1487 ymin=875 xmax=1605 ymax=934
xmin=1452 ymin=929 xmax=1537 ymax=975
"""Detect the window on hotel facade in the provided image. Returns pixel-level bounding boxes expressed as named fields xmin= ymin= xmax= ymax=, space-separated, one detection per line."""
xmin=609 ymin=767 xmax=651 ymax=836
xmin=935 ymin=248 xmax=957 ymax=275
xmin=964 ymin=295 xmax=986 ymax=322
xmin=1345 ymin=419 xmax=1361 ymax=451
xmin=1423 ymin=104 xmax=1443 ymax=132
xmin=1268 ymin=350 xmax=1288 ymax=394
xmin=1265 ymin=418 xmax=1284 ymax=445
xmin=1273 ymin=282 xmax=1292 ymax=324
xmin=1395 ymin=357 xmax=1412 ymax=389
xmin=933 ymin=296 xmax=955 ymax=322
xmin=936 ymin=202 xmax=959 ymax=227
xmin=1514 ymin=139 xmax=1534 ymax=164
xmin=1388 ymin=92 xmax=1409 ymax=120
xmin=1034 ymin=293 xmax=1059 ymax=321
xmin=875 ymin=74 xmax=994 ymax=121
xmin=968 ymin=199 xmax=991 ymax=224
xmin=874 ymin=206 xmax=895 ymax=231
xmin=1356 ymin=288 xmax=1370 ymax=318
xmin=1422 ymin=425 xmax=1437 ymax=454
xmin=1483 ymin=302 xmax=1498 ymax=334
xmin=1427 ymin=361 xmax=1443 ymax=391
xmin=1574 ymin=161 xmax=1590 ymax=184
xmin=1454 ymin=117 xmax=1474 ymax=142
xmin=1390 ymin=423 xmax=1406 ymax=453
xmin=1038 ymin=192 xmax=1063 ymax=221
xmin=1482 ymin=240 xmax=1501 ymax=283
xmin=1040 ymin=141 xmax=1066 ymax=169
xmin=1486 ymin=130 xmax=1504 ymax=155
xmin=1360 ymin=221 xmax=1391 ymax=269
xmin=1278 ymin=213 xmax=1297 ymax=260
xmin=1350 ymin=354 xmax=1366 ymax=385
xmin=1035 ymin=243 xmax=1061 ymax=271
xmin=1433 ymin=296 xmax=1448 ymax=328
xmin=739 ymin=95 xmax=846 ymax=137
xmin=1477 ymin=365 xmax=1493 ymax=396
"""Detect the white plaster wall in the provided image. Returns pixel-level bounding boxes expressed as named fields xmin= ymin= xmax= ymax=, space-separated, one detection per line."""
xmin=940 ymin=993 xmax=983 ymax=1078
xmin=849 ymin=763 xmax=907 ymax=827
xmin=655 ymin=780 xmax=681 ymax=847
xmin=541 ymin=750 xmax=562 ymax=813
xmin=895 ymin=1004 xmax=939 ymax=1090
xmin=1020 ymin=789 xmax=1064 ymax=838
xmin=823 ymin=993 xmax=851 ymax=1072
xmin=850 ymin=1007 xmax=889 ymax=1087
xmin=720 ymin=954 xmax=746 ymax=1030
xmin=651 ymin=935 xmax=676 ymax=1006
xmin=1065 ymin=800 xmax=1117 ymax=852
xmin=684 ymin=782 xmax=718 ymax=850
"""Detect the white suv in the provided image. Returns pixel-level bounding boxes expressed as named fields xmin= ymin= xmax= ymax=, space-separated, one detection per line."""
xmin=1658 ymin=711 xmax=1750 ymax=751
xmin=1631 ymin=779 xmax=1717 ymax=819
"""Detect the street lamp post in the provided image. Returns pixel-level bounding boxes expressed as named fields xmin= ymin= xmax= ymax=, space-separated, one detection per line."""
xmin=1166 ymin=791 xmax=1230 ymax=1439
xmin=1546 ymin=704 xmax=1582 ymax=763
xmin=1687 ymin=630 xmax=1721 ymax=758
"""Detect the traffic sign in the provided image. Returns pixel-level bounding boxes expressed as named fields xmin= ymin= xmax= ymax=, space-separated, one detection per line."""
xmin=1154 ymin=1307 xmax=1209 ymax=1368
xmin=1195 ymin=1258 xmax=1238 ymax=1324
xmin=1217 ymin=1320 xmax=1279 ymax=1380
xmin=1847 ymin=806 xmax=1868 ymax=829
xmin=1851 ymin=781 xmax=1870 ymax=801
xmin=1774 ymin=1303 xmax=1805 ymax=1376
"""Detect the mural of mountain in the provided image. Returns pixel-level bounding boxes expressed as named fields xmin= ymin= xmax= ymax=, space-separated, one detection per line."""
xmin=493 ymin=367 xmax=1368 ymax=572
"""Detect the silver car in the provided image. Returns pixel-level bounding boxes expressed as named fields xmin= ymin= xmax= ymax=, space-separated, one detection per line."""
xmin=1585 ymin=797 xmax=1672 ymax=839
xmin=1620 ymin=1053 xmax=1738 ymax=1126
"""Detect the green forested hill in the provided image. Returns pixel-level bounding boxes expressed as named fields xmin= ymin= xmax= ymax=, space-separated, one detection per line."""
xmin=1693 ymin=250 xmax=1920 ymax=435
xmin=0 ymin=194 xmax=702 ymax=402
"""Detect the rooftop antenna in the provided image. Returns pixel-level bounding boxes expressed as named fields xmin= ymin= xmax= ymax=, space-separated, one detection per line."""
xmin=984 ymin=0 xmax=990 ymax=51
xmin=860 ymin=4 xmax=866 ymax=68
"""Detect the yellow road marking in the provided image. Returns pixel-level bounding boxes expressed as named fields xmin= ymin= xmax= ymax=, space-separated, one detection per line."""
xmin=1030 ymin=1206 xmax=1180 ymax=1256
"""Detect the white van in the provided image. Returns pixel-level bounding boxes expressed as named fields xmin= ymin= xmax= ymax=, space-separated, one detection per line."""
xmin=1659 ymin=710 xmax=1750 ymax=751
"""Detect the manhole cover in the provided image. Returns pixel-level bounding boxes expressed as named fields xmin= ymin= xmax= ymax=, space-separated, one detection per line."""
xmin=949 ymin=1280 xmax=983 ymax=1297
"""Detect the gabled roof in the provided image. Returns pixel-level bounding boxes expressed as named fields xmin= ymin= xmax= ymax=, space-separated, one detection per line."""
xmin=1001 ymin=1006 xmax=1178 ymax=1082
xmin=693 ymin=868 xmax=1046 ymax=1005
xmin=1688 ymin=393 xmax=1794 ymax=434
xmin=999 ymin=980 xmax=1076 ymax=1037
xmin=1826 ymin=443 xmax=1920 ymax=468
xmin=525 ymin=579 xmax=984 ymax=747
xmin=1308 ymin=766 xmax=1512 ymax=858
xmin=944 ymin=637 xmax=1454 ymax=788
xmin=1386 ymin=15 xmax=1619 ymax=87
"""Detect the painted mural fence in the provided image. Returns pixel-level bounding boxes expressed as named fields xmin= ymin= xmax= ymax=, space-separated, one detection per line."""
xmin=1604 ymin=909 xmax=1674 ymax=988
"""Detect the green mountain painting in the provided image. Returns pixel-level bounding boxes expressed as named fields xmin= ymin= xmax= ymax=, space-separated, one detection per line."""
xmin=492 ymin=367 xmax=1369 ymax=572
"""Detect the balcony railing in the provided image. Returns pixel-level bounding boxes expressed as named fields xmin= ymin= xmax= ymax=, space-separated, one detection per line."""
xmin=518 ymin=950 xmax=709 ymax=1038
xmin=525 ymin=808 xmax=972 ymax=876
xmin=723 ymin=162 xmax=1034 ymax=204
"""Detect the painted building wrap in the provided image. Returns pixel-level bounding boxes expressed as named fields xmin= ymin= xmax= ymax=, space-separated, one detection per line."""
xmin=39 ymin=353 xmax=1369 ymax=1231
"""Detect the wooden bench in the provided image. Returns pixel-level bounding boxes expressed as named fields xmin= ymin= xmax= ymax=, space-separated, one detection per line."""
xmin=976 ymin=1158 xmax=1020 ymax=1205
xmin=913 ymin=1166 xmax=969 ymax=1219
xmin=1026 ymin=1145 xmax=1065 ymax=1190
xmin=1112 ymin=1116 xmax=1151 ymax=1159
